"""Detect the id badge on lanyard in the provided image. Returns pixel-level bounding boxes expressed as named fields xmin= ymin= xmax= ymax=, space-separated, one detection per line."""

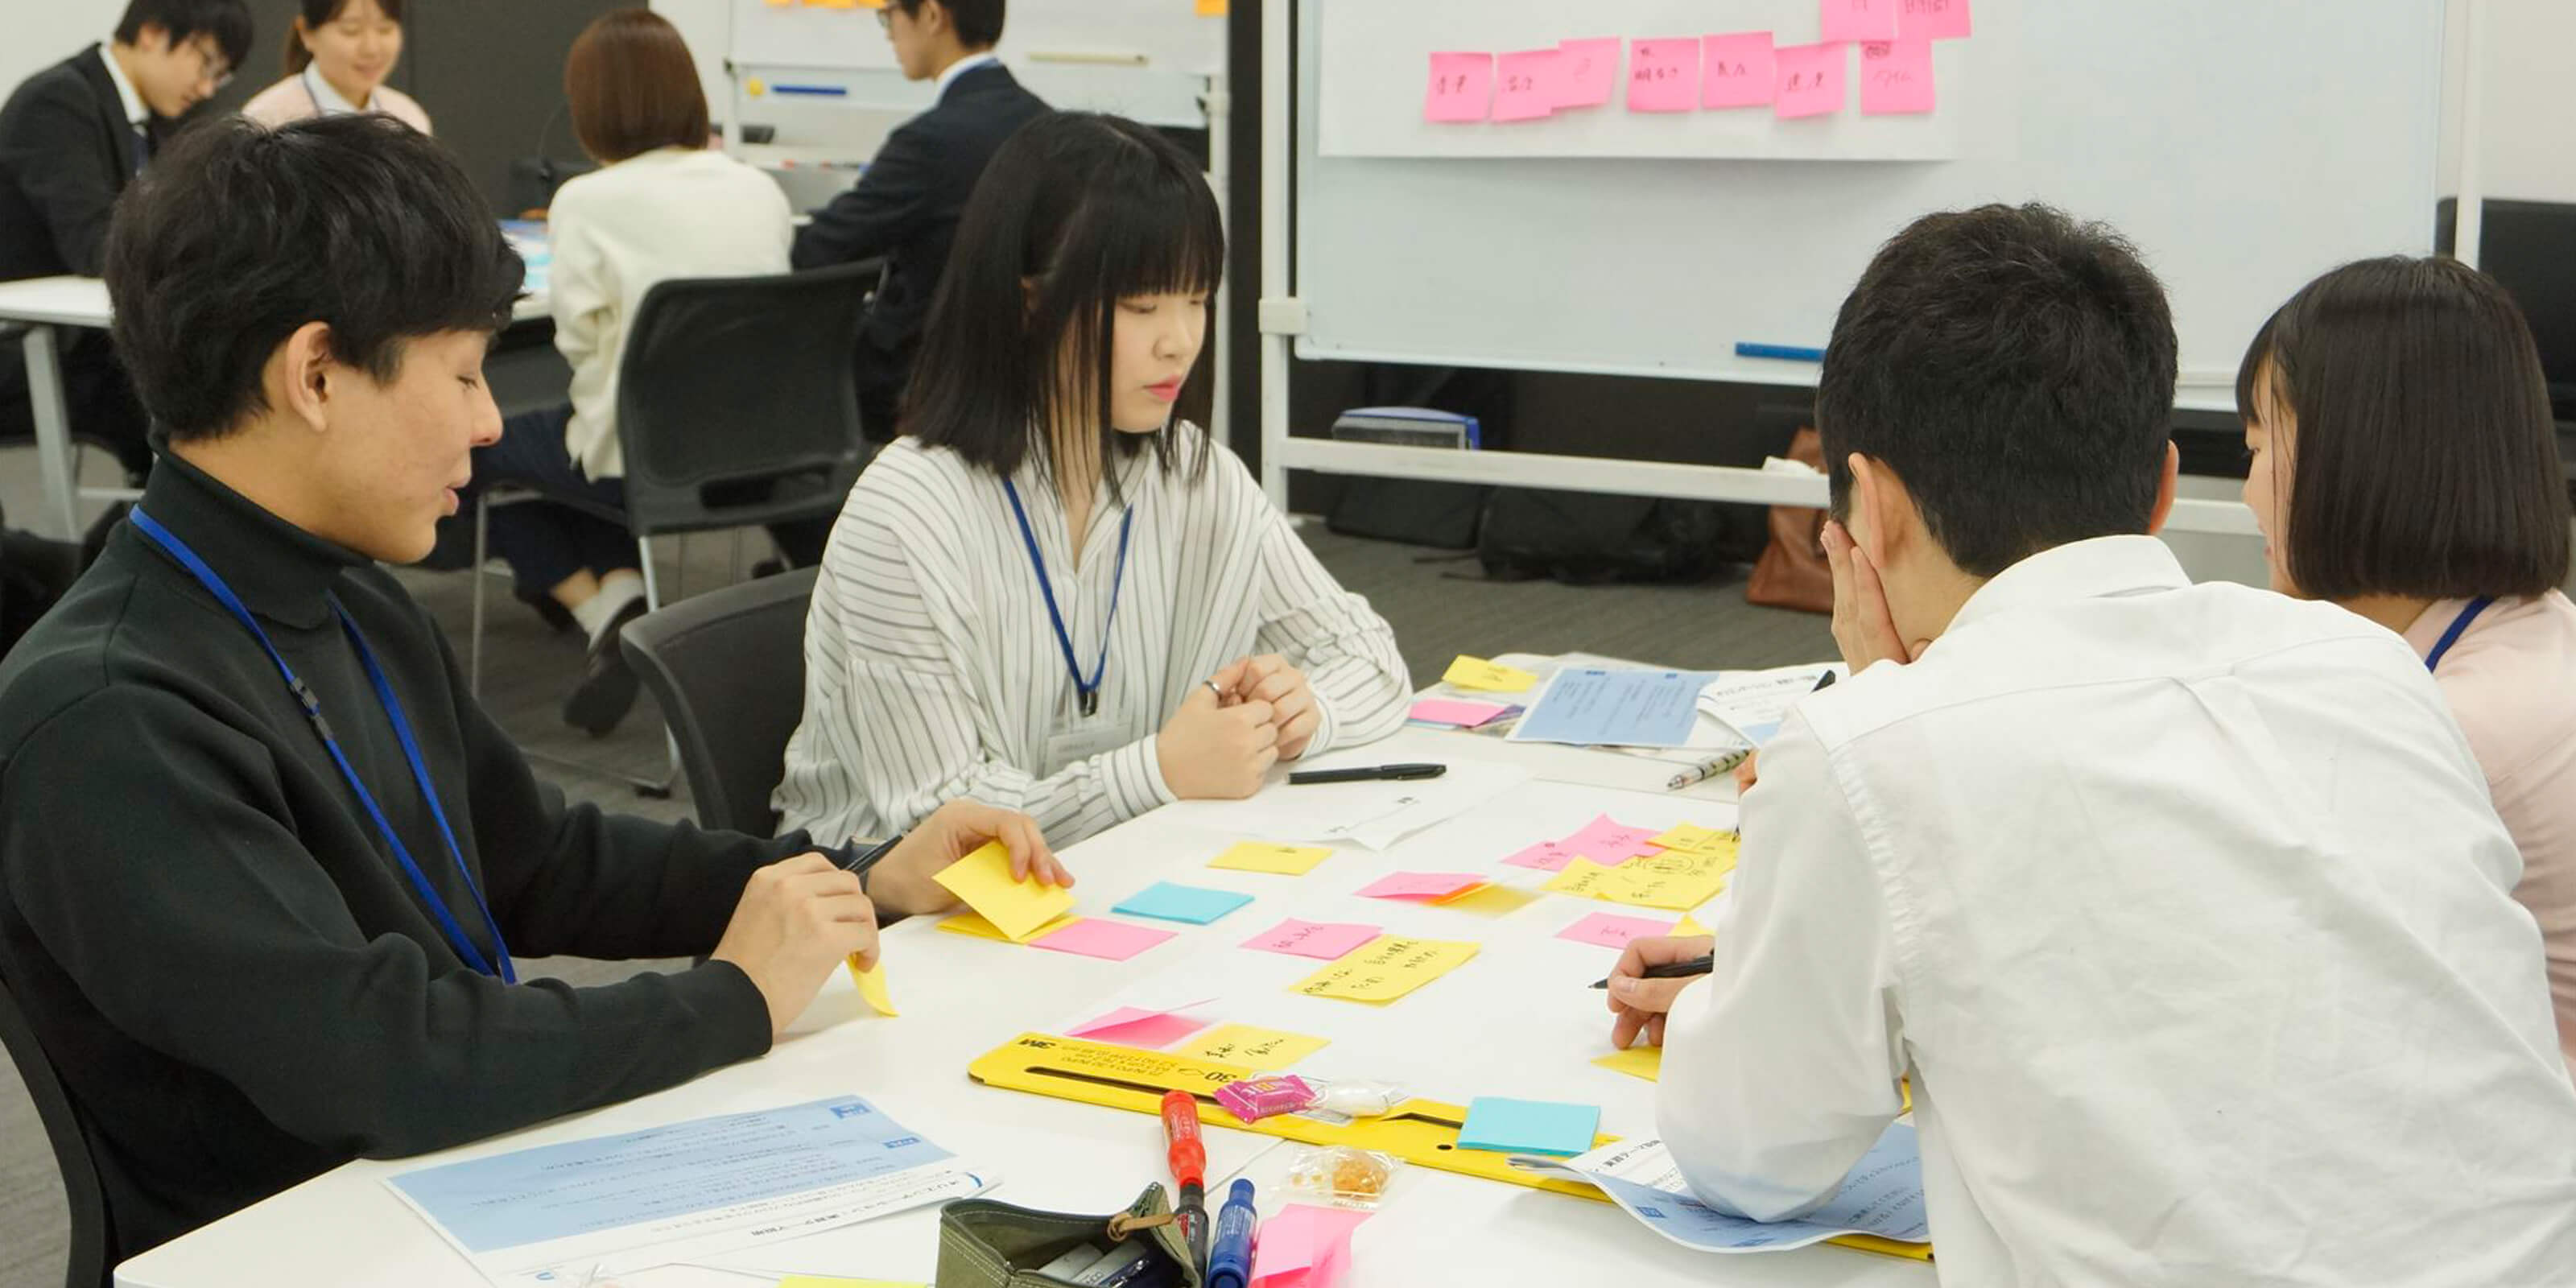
xmin=1006 ymin=478 xmax=1137 ymax=774
xmin=1044 ymin=715 xmax=1132 ymax=777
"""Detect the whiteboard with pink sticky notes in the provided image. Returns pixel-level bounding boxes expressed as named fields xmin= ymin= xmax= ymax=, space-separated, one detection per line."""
xmin=1290 ymin=0 xmax=2447 ymax=401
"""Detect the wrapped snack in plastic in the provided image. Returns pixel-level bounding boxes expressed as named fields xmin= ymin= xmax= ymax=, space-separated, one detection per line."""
xmin=1215 ymin=1074 xmax=1316 ymax=1123
xmin=1307 ymin=1078 xmax=1404 ymax=1117
xmin=1285 ymin=1146 xmax=1400 ymax=1209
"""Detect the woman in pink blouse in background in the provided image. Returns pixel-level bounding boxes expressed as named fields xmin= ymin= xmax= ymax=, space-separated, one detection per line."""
xmin=2240 ymin=255 xmax=2576 ymax=1078
xmin=240 ymin=0 xmax=429 ymax=134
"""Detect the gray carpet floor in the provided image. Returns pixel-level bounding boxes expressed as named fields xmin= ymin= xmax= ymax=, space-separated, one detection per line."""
xmin=0 ymin=450 xmax=1832 ymax=1288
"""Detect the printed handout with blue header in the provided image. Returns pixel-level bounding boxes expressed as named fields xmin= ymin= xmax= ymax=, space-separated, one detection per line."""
xmin=385 ymin=1096 xmax=988 ymax=1286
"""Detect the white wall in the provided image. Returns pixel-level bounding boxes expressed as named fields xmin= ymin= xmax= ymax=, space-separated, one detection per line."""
xmin=650 ymin=0 xmax=733 ymax=130
xmin=2439 ymin=0 xmax=2576 ymax=204
xmin=2 ymin=0 xmax=128 ymax=102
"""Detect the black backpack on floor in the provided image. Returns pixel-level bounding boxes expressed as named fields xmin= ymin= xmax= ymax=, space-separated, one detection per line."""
xmin=1474 ymin=488 xmax=1754 ymax=585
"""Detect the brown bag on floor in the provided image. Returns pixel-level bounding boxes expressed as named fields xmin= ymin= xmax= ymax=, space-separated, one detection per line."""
xmin=1746 ymin=427 xmax=1834 ymax=614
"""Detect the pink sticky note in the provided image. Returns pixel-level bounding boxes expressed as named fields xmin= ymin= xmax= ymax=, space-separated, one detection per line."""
xmin=1701 ymin=32 xmax=1777 ymax=109
xmin=1820 ymin=0 xmax=1901 ymax=43
xmin=1356 ymin=872 xmax=1486 ymax=902
xmin=1251 ymin=1203 xmax=1373 ymax=1288
xmin=1424 ymin=52 xmax=1493 ymax=123
xmin=1774 ymin=43 xmax=1847 ymax=119
xmin=1065 ymin=1005 xmax=1209 ymax=1047
xmin=1554 ymin=38 xmax=1621 ymax=108
xmin=1900 ymin=0 xmax=1972 ymax=40
xmin=1859 ymin=39 xmax=1936 ymax=114
xmin=1558 ymin=912 xmax=1679 ymax=950
xmin=1409 ymin=699 xmax=1510 ymax=728
xmin=1564 ymin=815 xmax=1665 ymax=862
xmin=1625 ymin=39 xmax=1699 ymax=114
xmin=1243 ymin=919 xmax=1385 ymax=961
xmin=1031 ymin=919 xmax=1176 ymax=962
xmin=1492 ymin=49 xmax=1561 ymax=122
xmin=1502 ymin=839 xmax=1582 ymax=873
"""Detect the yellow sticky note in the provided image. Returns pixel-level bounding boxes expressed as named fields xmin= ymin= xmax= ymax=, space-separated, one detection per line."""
xmin=1650 ymin=824 xmax=1740 ymax=857
xmin=1291 ymin=935 xmax=1480 ymax=1004
xmin=931 ymin=841 xmax=1075 ymax=942
xmin=1674 ymin=911 xmax=1712 ymax=937
xmin=1594 ymin=1046 xmax=1662 ymax=1082
xmin=846 ymin=956 xmax=898 ymax=1016
xmin=1181 ymin=1023 xmax=1330 ymax=1067
xmin=1443 ymin=655 xmax=1538 ymax=693
xmin=936 ymin=910 xmax=1080 ymax=943
xmin=1437 ymin=883 xmax=1542 ymax=917
xmin=1209 ymin=841 xmax=1333 ymax=876
xmin=1542 ymin=857 xmax=1626 ymax=898
xmin=1195 ymin=0 xmax=1228 ymax=14
xmin=780 ymin=1278 xmax=923 ymax=1288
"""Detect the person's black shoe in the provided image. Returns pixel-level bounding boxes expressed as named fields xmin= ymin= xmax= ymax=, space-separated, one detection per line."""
xmin=561 ymin=597 xmax=649 ymax=737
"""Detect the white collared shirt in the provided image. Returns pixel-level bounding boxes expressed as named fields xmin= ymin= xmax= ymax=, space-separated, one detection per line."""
xmin=774 ymin=432 xmax=1413 ymax=849
xmin=97 ymin=43 xmax=147 ymax=130
xmin=1659 ymin=535 xmax=2576 ymax=1285
xmin=301 ymin=64 xmax=365 ymax=114
xmin=932 ymin=51 xmax=1001 ymax=102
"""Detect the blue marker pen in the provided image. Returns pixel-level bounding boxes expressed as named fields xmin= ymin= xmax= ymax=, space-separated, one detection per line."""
xmin=1204 ymin=1179 xmax=1258 ymax=1288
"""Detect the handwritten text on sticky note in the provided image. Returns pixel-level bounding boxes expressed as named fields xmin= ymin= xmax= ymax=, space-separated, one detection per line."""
xmin=1860 ymin=39 xmax=1937 ymax=114
xmin=1558 ymin=912 xmax=1679 ymax=950
xmin=1210 ymin=841 xmax=1333 ymax=876
xmin=1183 ymin=1024 xmax=1331 ymax=1067
xmin=1626 ymin=39 xmax=1699 ymax=114
xmin=1821 ymin=0 xmax=1901 ymax=43
xmin=1291 ymin=936 xmax=1480 ymax=1004
xmin=1554 ymin=38 xmax=1621 ymax=108
xmin=1901 ymin=0 xmax=1972 ymax=40
xmin=1702 ymin=32 xmax=1777 ymax=109
xmin=1243 ymin=918 xmax=1384 ymax=960
xmin=1773 ymin=43 xmax=1847 ymax=120
xmin=1493 ymin=49 xmax=1561 ymax=122
xmin=1444 ymin=655 xmax=1538 ymax=692
xmin=1425 ymin=52 xmax=1493 ymax=123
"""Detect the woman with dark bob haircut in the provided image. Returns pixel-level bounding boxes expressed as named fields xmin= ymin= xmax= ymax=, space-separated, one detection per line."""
xmin=774 ymin=112 xmax=1410 ymax=852
xmin=2239 ymin=254 xmax=2576 ymax=1075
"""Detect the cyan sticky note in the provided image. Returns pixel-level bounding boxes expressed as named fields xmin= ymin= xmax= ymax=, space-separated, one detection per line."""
xmin=1113 ymin=881 xmax=1254 ymax=926
xmin=1457 ymin=1096 xmax=1600 ymax=1158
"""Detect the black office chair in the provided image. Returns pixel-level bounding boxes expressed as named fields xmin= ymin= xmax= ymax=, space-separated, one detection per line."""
xmin=619 ymin=566 xmax=819 ymax=837
xmin=466 ymin=260 xmax=877 ymax=789
xmin=0 ymin=971 xmax=110 ymax=1288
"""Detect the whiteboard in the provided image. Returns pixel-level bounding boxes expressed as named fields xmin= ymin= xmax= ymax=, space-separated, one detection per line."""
xmin=1320 ymin=0 xmax=1979 ymax=161
xmin=1293 ymin=0 xmax=2449 ymax=403
xmin=730 ymin=0 xmax=1224 ymax=127
xmin=731 ymin=0 xmax=1223 ymax=73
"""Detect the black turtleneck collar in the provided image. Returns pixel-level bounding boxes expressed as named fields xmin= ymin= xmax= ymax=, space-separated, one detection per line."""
xmin=132 ymin=451 xmax=373 ymax=631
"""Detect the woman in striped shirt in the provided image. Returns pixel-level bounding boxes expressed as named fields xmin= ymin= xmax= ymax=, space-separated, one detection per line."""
xmin=774 ymin=113 xmax=1410 ymax=848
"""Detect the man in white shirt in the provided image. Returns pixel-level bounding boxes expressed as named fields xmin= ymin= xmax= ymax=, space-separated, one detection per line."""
xmin=1605 ymin=204 xmax=2576 ymax=1284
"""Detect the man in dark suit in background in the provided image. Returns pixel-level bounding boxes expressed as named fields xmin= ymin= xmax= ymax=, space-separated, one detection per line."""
xmin=0 ymin=0 xmax=254 ymax=485
xmin=792 ymin=0 xmax=1047 ymax=446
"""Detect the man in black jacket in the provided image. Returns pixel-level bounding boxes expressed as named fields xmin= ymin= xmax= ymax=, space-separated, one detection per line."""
xmin=0 ymin=0 xmax=254 ymax=482
xmin=0 ymin=114 xmax=1073 ymax=1266
xmin=791 ymin=0 xmax=1048 ymax=444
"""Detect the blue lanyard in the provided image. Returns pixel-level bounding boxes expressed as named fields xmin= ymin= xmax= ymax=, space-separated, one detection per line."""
xmin=129 ymin=508 xmax=516 ymax=982
xmin=2424 ymin=596 xmax=2496 ymax=675
xmin=1002 ymin=478 xmax=1133 ymax=718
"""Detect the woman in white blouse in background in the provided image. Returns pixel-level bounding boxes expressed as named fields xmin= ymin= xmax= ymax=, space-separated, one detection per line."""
xmin=774 ymin=112 xmax=1411 ymax=850
xmin=240 ymin=0 xmax=430 ymax=134
xmin=458 ymin=9 xmax=791 ymax=735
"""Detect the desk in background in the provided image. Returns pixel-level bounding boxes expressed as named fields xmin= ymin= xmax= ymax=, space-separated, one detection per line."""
xmin=0 ymin=276 xmax=554 ymax=542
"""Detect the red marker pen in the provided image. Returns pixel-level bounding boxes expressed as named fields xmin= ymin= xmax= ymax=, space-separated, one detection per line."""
xmin=1160 ymin=1090 xmax=1209 ymax=1270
